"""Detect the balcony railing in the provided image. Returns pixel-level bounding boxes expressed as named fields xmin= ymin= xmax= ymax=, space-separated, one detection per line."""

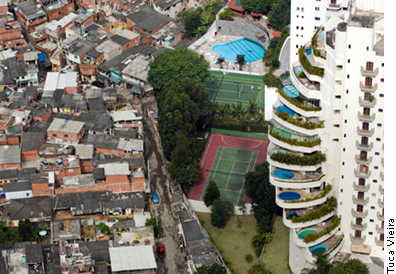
xmin=381 ymin=157 xmax=384 ymax=167
xmin=350 ymin=221 xmax=367 ymax=231
xmin=380 ymin=172 xmax=384 ymax=181
xmin=351 ymin=209 xmax=368 ymax=218
xmin=375 ymin=237 xmax=384 ymax=247
xmin=357 ymin=127 xmax=374 ymax=137
xmin=358 ymin=112 xmax=376 ymax=122
xmin=378 ymin=198 xmax=384 ymax=208
xmin=355 ymin=155 xmax=372 ymax=165
xmin=353 ymin=181 xmax=370 ymax=192
xmin=377 ymin=212 xmax=384 ymax=221
xmin=360 ymin=82 xmax=378 ymax=93
xmin=360 ymin=66 xmax=379 ymax=77
xmin=352 ymin=195 xmax=369 ymax=205
xmin=355 ymin=141 xmax=373 ymax=151
xmin=359 ymin=97 xmax=376 ymax=108
xmin=376 ymin=225 xmax=384 ymax=234
xmin=354 ymin=169 xmax=371 ymax=179
xmin=350 ymin=234 xmax=366 ymax=244
xmin=379 ymin=185 xmax=384 ymax=195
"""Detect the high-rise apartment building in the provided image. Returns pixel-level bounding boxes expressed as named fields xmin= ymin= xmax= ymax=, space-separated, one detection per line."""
xmin=268 ymin=0 xmax=384 ymax=272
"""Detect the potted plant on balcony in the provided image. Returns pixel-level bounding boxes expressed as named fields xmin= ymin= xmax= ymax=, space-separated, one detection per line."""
xmin=359 ymin=153 xmax=366 ymax=160
xmin=369 ymin=95 xmax=375 ymax=102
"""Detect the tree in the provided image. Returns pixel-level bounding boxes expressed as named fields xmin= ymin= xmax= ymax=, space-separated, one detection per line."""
xmin=148 ymin=48 xmax=210 ymax=90
xmin=18 ymin=219 xmax=33 ymax=241
xmin=177 ymin=8 xmax=202 ymax=37
xmin=145 ymin=217 xmax=162 ymax=237
xmin=95 ymin=222 xmax=111 ymax=235
xmin=268 ymin=0 xmax=290 ymax=30
xmin=245 ymin=98 xmax=259 ymax=120
xmin=263 ymin=72 xmax=281 ymax=88
xmin=203 ymin=179 xmax=221 ymax=206
xmin=231 ymin=102 xmax=244 ymax=121
xmin=195 ymin=263 xmax=226 ymax=274
xmin=249 ymin=263 xmax=273 ymax=274
xmin=242 ymin=0 xmax=274 ymax=14
xmin=301 ymin=253 xmax=337 ymax=274
xmin=328 ymin=259 xmax=369 ymax=274
xmin=168 ymin=159 xmax=201 ymax=187
xmin=219 ymin=8 xmax=233 ymax=20
xmin=237 ymin=54 xmax=246 ymax=70
xmin=210 ymin=199 xmax=235 ymax=228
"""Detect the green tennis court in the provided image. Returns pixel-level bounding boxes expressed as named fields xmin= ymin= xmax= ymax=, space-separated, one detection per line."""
xmin=206 ymin=71 xmax=265 ymax=108
xmin=201 ymin=146 xmax=258 ymax=205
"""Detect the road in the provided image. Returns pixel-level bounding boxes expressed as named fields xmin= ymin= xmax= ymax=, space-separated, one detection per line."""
xmin=142 ymin=98 xmax=188 ymax=274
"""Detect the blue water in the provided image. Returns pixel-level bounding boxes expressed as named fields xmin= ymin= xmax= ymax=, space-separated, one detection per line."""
xmin=279 ymin=192 xmax=301 ymax=200
xmin=211 ymin=38 xmax=265 ymax=63
xmin=298 ymin=229 xmax=318 ymax=239
xmin=270 ymin=149 xmax=287 ymax=155
xmin=277 ymin=105 xmax=295 ymax=116
xmin=294 ymin=66 xmax=303 ymax=75
xmin=310 ymin=243 xmax=328 ymax=255
xmin=305 ymin=48 xmax=312 ymax=56
xmin=273 ymin=170 xmax=295 ymax=180
xmin=319 ymin=31 xmax=325 ymax=41
xmin=282 ymin=86 xmax=299 ymax=98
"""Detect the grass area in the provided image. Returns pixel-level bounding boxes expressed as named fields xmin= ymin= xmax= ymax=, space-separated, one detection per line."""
xmin=262 ymin=216 xmax=291 ymax=274
xmin=196 ymin=212 xmax=258 ymax=274
xmin=211 ymin=128 xmax=268 ymax=139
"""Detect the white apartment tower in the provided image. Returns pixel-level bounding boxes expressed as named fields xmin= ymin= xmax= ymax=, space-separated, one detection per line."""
xmin=268 ymin=0 xmax=384 ymax=272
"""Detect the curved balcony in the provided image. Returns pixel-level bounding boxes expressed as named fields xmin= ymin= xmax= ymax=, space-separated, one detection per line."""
xmin=375 ymin=237 xmax=384 ymax=247
xmin=360 ymin=82 xmax=378 ymax=93
xmin=357 ymin=127 xmax=374 ymax=137
xmin=268 ymin=131 xmax=321 ymax=154
xmin=354 ymin=169 xmax=371 ymax=179
xmin=268 ymin=157 xmax=324 ymax=172
xmin=302 ymin=246 xmax=316 ymax=264
xmin=376 ymin=225 xmax=384 ymax=234
xmin=270 ymin=169 xmax=325 ymax=188
xmin=290 ymin=65 xmax=322 ymax=100
xmin=327 ymin=3 xmax=341 ymax=10
xmin=351 ymin=209 xmax=368 ymax=218
xmin=303 ymin=233 xmax=343 ymax=263
xmin=352 ymin=195 xmax=369 ymax=206
xmin=379 ymin=185 xmax=384 ymax=195
xmin=350 ymin=234 xmax=366 ymax=244
xmin=272 ymin=110 xmax=324 ymax=137
xmin=356 ymin=141 xmax=373 ymax=151
xmin=377 ymin=212 xmax=384 ymax=221
xmin=293 ymin=217 xmax=340 ymax=248
xmin=300 ymin=62 xmax=323 ymax=83
xmin=350 ymin=221 xmax=367 ymax=231
xmin=359 ymin=97 xmax=376 ymax=108
xmin=361 ymin=66 xmax=379 ymax=77
xmin=326 ymin=234 xmax=345 ymax=260
xmin=276 ymin=188 xmax=329 ymax=209
xmin=278 ymin=90 xmax=322 ymax=118
xmin=378 ymin=198 xmax=384 ymax=208
xmin=353 ymin=181 xmax=370 ymax=192
xmin=355 ymin=155 xmax=372 ymax=165
xmin=358 ymin=112 xmax=376 ymax=122
xmin=283 ymin=209 xmax=334 ymax=229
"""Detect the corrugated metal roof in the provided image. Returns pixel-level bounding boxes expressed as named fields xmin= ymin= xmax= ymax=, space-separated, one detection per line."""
xmin=43 ymin=72 xmax=59 ymax=92
xmin=117 ymin=138 xmax=143 ymax=152
xmin=112 ymin=110 xmax=142 ymax=122
xmin=109 ymin=246 xmax=157 ymax=272
xmin=0 ymin=145 xmax=21 ymax=164
xmin=47 ymin=118 xmax=85 ymax=134
xmin=99 ymin=163 xmax=130 ymax=176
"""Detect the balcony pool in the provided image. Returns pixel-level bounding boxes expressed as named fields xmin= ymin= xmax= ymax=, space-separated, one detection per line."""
xmin=276 ymin=105 xmax=295 ymax=116
xmin=298 ymin=228 xmax=318 ymax=239
xmin=310 ymin=243 xmax=328 ymax=255
xmin=282 ymin=86 xmax=299 ymax=98
xmin=279 ymin=192 xmax=301 ymax=200
xmin=319 ymin=31 xmax=325 ymax=41
xmin=274 ymin=170 xmax=295 ymax=179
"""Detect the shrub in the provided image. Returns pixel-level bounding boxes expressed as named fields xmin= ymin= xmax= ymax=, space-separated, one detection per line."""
xmin=298 ymin=47 xmax=324 ymax=77
xmin=277 ymin=86 xmax=322 ymax=111
xmin=296 ymin=71 xmax=306 ymax=78
xmin=263 ymin=72 xmax=281 ymax=88
xmin=275 ymin=110 xmax=324 ymax=129
xmin=203 ymin=179 xmax=220 ymax=206
xmin=211 ymin=199 xmax=235 ymax=228
xmin=269 ymin=130 xmax=321 ymax=147
xmin=291 ymin=197 xmax=337 ymax=223
xmin=219 ymin=8 xmax=233 ymax=20
xmin=270 ymin=151 xmax=326 ymax=166
xmin=303 ymin=215 xmax=341 ymax=243
xmin=285 ymin=184 xmax=332 ymax=203
xmin=212 ymin=118 xmax=269 ymax=133
xmin=311 ymin=27 xmax=326 ymax=60
xmin=245 ymin=254 xmax=254 ymax=263
xmin=271 ymin=59 xmax=280 ymax=68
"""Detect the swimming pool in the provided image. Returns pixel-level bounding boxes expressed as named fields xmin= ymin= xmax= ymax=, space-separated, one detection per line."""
xmin=279 ymin=192 xmax=301 ymax=200
xmin=276 ymin=105 xmax=295 ymax=116
xmin=270 ymin=149 xmax=287 ymax=155
xmin=310 ymin=243 xmax=328 ymax=255
xmin=282 ymin=86 xmax=299 ymax=98
xmin=305 ymin=48 xmax=312 ymax=56
xmin=298 ymin=229 xmax=318 ymax=239
xmin=319 ymin=31 xmax=325 ymax=41
xmin=273 ymin=170 xmax=295 ymax=180
xmin=211 ymin=38 xmax=265 ymax=63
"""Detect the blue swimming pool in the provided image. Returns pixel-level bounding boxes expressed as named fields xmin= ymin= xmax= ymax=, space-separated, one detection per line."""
xmin=279 ymin=192 xmax=301 ymax=200
xmin=277 ymin=105 xmax=295 ymax=116
xmin=294 ymin=66 xmax=303 ymax=75
xmin=282 ymin=86 xmax=299 ymax=98
xmin=310 ymin=243 xmax=328 ymax=255
xmin=211 ymin=38 xmax=265 ymax=63
xmin=273 ymin=170 xmax=295 ymax=180
xmin=305 ymin=48 xmax=312 ymax=56
xmin=319 ymin=31 xmax=325 ymax=41
xmin=298 ymin=229 xmax=318 ymax=239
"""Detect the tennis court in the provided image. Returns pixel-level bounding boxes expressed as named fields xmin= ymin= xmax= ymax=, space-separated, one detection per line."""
xmin=206 ymin=71 xmax=265 ymax=108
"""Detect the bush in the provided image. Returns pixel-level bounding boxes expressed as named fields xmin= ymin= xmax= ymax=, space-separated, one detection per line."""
xmin=219 ymin=8 xmax=233 ymax=20
xmin=145 ymin=217 xmax=162 ymax=237
xmin=263 ymin=72 xmax=281 ymax=88
xmin=245 ymin=254 xmax=254 ymax=263
xmin=303 ymin=215 xmax=341 ymax=243
xmin=298 ymin=46 xmax=324 ymax=77
xmin=269 ymin=130 xmax=321 ymax=147
xmin=270 ymin=151 xmax=326 ymax=166
xmin=271 ymin=59 xmax=280 ymax=68
xmin=275 ymin=110 xmax=324 ymax=129
xmin=212 ymin=118 xmax=269 ymax=133
xmin=211 ymin=199 xmax=235 ymax=228
xmin=203 ymin=179 xmax=221 ymax=206
xmin=285 ymin=184 xmax=332 ymax=204
xmin=95 ymin=223 xmax=111 ymax=235
xmin=291 ymin=197 xmax=337 ymax=223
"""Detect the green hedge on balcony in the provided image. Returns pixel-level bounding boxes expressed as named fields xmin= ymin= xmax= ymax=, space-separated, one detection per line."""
xmin=303 ymin=215 xmax=341 ymax=243
xmin=270 ymin=151 xmax=326 ymax=166
xmin=291 ymin=196 xmax=337 ymax=223
xmin=278 ymin=87 xmax=322 ymax=112
xmin=270 ymin=130 xmax=322 ymax=147
xmin=298 ymin=46 xmax=324 ymax=77
xmin=276 ymin=110 xmax=324 ymax=129
xmin=285 ymin=184 xmax=332 ymax=203
xmin=311 ymin=27 xmax=326 ymax=60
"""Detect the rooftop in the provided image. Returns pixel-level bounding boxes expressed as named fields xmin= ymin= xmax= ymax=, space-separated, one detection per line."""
xmin=126 ymin=5 xmax=172 ymax=32
xmin=3 ymin=181 xmax=31 ymax=192
xmin=0 ymin=145 xmax=21 ymax=165
xmin=61 ymin=173 xmax=95 ymax=188
xmin=16 ymin=0 xmax=46 ymax=20
xmin=99 ymin=162 xmax=130 ymax=176
xmin=96 ymin=40 xmax=121 ymax=54
xmin=348 ymin=15 xmax=375 ymax=28
xmin=113 ymin=226 xmax=154 ymax=247
xmin=21 ymin=131 xmax=45 ymax=151
xmin=9 ymin=196 xmax=52 ymax=220
xmin=109 ymin=245 xmax=157 ymax=272
xmin=53 ymin=219 xmax=81 ymax=241
xmin=86 ymin=134 xmax=144 ymax=152
xmin=39 ymin=143 xmax=75 ymax=156
xmin=47 ymin=118 xmax=85 ymax=134
xmin=75 ymin=144 xmax=93 ymax=159
xmin=154 ymin=0 xmax=181 ymax=10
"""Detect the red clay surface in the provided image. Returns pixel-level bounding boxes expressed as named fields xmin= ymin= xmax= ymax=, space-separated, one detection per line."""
xmin=188 ymin=133 xmax=269 ymax=203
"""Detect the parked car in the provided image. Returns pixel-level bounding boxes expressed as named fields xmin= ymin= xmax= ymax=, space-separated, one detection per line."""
xmin=152 ymin=193 xmax=159 ymax=204
xmin=157 ymin=243 xmax=166 ymax=259
xmin=92 ymin=81 xmax=105 ymax=88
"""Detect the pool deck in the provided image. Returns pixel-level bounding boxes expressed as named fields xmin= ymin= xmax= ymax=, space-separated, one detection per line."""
xmin=278 ymin=187 xmax=325 ymax=200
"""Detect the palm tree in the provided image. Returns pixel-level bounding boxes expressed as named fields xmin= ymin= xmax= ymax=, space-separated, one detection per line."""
xmin=301 ymin=253 xmax=339 ymax=274
xmin=212 ymin=103 xmax=229 ymax=119
xmin=231 ymin=102 xmax=244 ymax=121
xmin=245 ymin=98 xmax=259 ymax=120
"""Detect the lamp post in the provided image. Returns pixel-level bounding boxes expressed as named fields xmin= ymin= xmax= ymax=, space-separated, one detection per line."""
xmin=247 ymin=50 xmax=253 ymax=75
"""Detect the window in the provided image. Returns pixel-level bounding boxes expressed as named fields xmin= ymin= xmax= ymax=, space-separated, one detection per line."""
xmin=380 ymin=234 xmax=384 ymax=241
xmin=367 ymin=47 xmax=369 ymax=51
xmin=372 ymin=193 xmax=377 ymax=197
xmin=361 ymin=137 xmax=368 ymax=145
xmin=314 ymin=17 xmax=320 ymax=20
xmin=345 ymin=105 xmax=348 ymax=109
xmin=380 ymin=94 xmax=384 ymax=97
xmin=64 ymin=134 xmax=68 ymax=138
xmin=358 ymin=178 xmax=365 ymax=186
xmin=381 ymin=78 xmax=384 ymax=82
xmin=347 ymin=75 xmax=349 ymax=79
xmin=377 ymin=123 xmax=382 ymax=127
xmin=365 ymin=77 xmax=372 ymax=87
xmin=297 ymin=15 xmax=299 ymax=18
xmin=83 ymin=68 xmax=88 ymax=72
xmin=369 ymin=232 xmax=373 ymax=235
xmin=301 ymin=7 xmax=304 ymax=12
xmin=362 ymin=122 xmax=369 ymax=131
xmin=55 ymin=171 xmax=59 ymax=175
xmin=346 ymin=89 xmax=349 ymax=94
xmin=126 ymin=44 xmax=129 ymax=48
xmin=334 ymin=110 xmax=340 ymax=114
xmin=357 ymin=205 xmax=363 ymax=213
xmin=348 ymin=59 xmax=350 ymax=63
xmin=301 ymin=27 xmax=304 ymax=30
xmin=344 ymin=134 xmax=346 ymax=138
xmin=343 ymin=148 xmax=345 ymax=151
xmin=366 ymin=62 xmax=373 ymax=71
xmin=375 ymin=152 xmax=380 ymax=155
xmin=357 ymin=192 xmax=365 ymax=200
xmin=134 ymin=39 xmax=137 ymax=43
xmin=334 ymin=124 xmax=340 ymax=128
xmin=342 ymin=162 xmax=345 ymax=165
xmin=26 ymin=193 xmax=29 ymax=196
xmin=333 ymin=139 xmax=339 ymax=142
xmin=296 ymin=34 xmax=299 ymax=37
xmin=302 ymin=16 xmax=304 ymax=18
xmin=52 ymin=134 xmax=57 ymax=137
xmin=341 ymin=175 xmax=344 ymax=179
xmin=344 ymin=119 xmax=347 ymax=123
xmin=355 ymin=230 xmax=362 ymax=238
xmin=382 ymin=63 xmax=384 ymax=67
xmin=297 ymin=7 xmax=299 ymax=10
xmin=348 ymin=44 xmax=351 ymax=49
xmin=376 ymin=138 xmax=381 ymax=141
xmin=373 ymin=179 xmax=378 ymax=183
xmin=48 ymin=183 xmax=53 ymax=188
xmin=340 ymin=189 xmax=343 ymax=193
xmin=68 ymin=169 xmax=74 ymax=173
xmin=296 ymin=45 xmax=299 ymax=48
xmin=363 ymin=108 xmax=370 ymax=116
xmin=369 ymin=219 xmax=374 ymax=222
xmin=356 ymin=218 xmax=362 ymax=225
xmin=364 ymin=92 xmax=371 ymax=101
xmin=315 ymin=7 xmax=320 ymax=11
xmin=335 ymin=95 xmax=341 ymax=99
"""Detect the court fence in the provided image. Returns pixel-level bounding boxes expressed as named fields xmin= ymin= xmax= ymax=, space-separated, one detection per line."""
xmin=212 ymin=118 xmax=269 ymax=133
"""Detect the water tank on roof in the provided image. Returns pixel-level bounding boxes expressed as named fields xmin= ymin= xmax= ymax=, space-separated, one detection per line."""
xmin=48 ymin=6 xmax=53 ymax=10
xmin=36 ymin=4 xmax=41 ymax=9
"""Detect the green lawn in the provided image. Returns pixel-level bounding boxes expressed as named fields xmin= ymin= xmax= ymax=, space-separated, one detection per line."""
xmin=262 ymin=216 xmax=291 ymax=274
xmin=196 ymin=212 xmax=258 ymax=274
